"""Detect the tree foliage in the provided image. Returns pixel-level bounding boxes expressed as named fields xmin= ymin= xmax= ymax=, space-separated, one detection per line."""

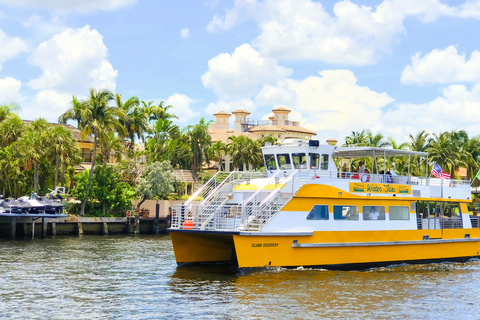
xmin=135 ymin=161 xmax=176 ymax=209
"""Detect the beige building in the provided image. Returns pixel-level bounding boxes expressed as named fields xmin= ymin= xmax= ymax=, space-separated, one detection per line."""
xmin=207 ymin=107 xmax=316 ymax=171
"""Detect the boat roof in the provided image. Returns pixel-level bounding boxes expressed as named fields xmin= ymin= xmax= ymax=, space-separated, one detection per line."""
xmin=333 ymin=147 xmax=428 ymax=159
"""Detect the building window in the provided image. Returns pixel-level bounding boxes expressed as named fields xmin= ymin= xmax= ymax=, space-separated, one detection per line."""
xmin=221 ymin=160 xmax=226 ymax=171
xmin=307 ymin=205 xmax=329 ymax=220
xmin=389 ymin=206 xmax=410 ymax=220
xmin=333 ymin=205 xmax=358 ymax=220
xmin=363 ymin=206 xmax=386 ymax=220
xmin=229 ymin=160 xmax=234 ymax=171
xmin=81 ymin=148 xmax=92 ymax=163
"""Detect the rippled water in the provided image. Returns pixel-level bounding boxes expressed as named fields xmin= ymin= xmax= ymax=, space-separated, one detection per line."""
xmin=1 ymin=235 xmax=480 ymax=319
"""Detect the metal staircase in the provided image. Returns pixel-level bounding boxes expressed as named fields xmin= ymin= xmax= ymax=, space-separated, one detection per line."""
xmin=239 ymin=170 xmax=312 ymax=231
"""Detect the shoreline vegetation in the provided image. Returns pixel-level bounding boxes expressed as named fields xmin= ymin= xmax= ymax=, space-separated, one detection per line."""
xmin=2 ymin=89 xmax=480 ymax=217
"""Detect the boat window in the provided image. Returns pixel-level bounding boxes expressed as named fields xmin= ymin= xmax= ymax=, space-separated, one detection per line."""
xmin=277 ymin=154 xmax=292 ymax=170
xmin=333 ymin=205 xmax=358 ymax=220
xmin=443 ymin=202 xmax=461 ymax=217
xmin=292 ymin=153 xmax=307 ymax=169
xmin=264 ymin=154 xmax=277 ymax=170
xmin=389 ymin=206 xmax=410 ymax=220
xmin=362 ymin=206 xmax=386 ymax=220
xmin=321 ymin=154 xmax=329 ymax=170
xmin=310 ymin=153 xmax=319 ymax=169
xmin=306 ymin=205 xmax=329 ymax=220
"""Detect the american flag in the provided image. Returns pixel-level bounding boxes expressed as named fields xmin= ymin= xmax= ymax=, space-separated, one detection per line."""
xmin=431 ymin=163 xmax=451 ymax=179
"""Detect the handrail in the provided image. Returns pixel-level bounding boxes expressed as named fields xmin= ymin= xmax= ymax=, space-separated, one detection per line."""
xmin=185 ymin=171 xmax=226 ymax=205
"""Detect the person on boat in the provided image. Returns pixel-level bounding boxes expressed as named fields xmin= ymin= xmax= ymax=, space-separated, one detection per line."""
xmin=361 ymin=169 xmax=370 ymax=182
xmin=386 ymin=171 xmax=393 ymax=183
xmin=358 ymin=161 xmax=366 ymax=174
xmin=369 ymin=210 xmax=380 ymax=220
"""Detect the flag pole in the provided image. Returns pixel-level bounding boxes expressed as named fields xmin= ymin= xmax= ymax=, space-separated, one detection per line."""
xmin=470 ymin=169 xmax=480 ymax=186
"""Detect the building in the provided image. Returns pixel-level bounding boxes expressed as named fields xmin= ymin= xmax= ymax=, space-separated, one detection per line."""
xmin=207 ymin=107 xmax=316 ymax=171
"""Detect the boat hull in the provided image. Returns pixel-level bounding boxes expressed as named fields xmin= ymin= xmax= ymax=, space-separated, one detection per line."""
xmin=169 ymin=229 xmax=480 ymax=270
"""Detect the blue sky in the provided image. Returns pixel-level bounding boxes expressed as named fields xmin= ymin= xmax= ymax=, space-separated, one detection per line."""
xmin=1 ymin=0 xmax=480 ymax=144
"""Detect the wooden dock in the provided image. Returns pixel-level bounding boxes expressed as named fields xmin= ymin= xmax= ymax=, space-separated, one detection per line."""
xmin=0 ymin=214 xmax=170 ymax=239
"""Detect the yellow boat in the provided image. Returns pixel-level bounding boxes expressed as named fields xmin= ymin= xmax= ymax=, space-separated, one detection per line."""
xmin=168 ymin=139 xmax=480 ymax=270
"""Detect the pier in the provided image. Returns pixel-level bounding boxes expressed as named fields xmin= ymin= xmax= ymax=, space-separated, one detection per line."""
xmin=0 ymin=214 xmax=170 ymax=239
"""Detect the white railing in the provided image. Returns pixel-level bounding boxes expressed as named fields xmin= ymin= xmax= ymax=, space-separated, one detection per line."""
xmin=416 ymin=217 xmax=463 ymax=230
xmin=170 ymin=170 xmax=315 ymax=231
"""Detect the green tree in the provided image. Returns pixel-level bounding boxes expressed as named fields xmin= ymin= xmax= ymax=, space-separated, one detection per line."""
xmin=409 ymin=130 xmax=430 ymax=176
xmin=228 ymin=135 xmax=262 ymax=171
xmin=426 ymin=132 xmax=463 ymax=178
xmin=184 ymin=118 xmax=213 ymax=173
xmin=49 ymin=125 xmax=80 ymax=189
xmin=135 ymin=161 xmax=176 ymax=209
xmin=17 ymin=119 xmax=52 ymax=194
xmin=59 ymin=88 xmax=124 ymax=216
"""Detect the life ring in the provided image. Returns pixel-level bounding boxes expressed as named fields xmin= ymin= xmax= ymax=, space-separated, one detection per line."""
xmin=183 ymin=220 xmax=193 ymax=229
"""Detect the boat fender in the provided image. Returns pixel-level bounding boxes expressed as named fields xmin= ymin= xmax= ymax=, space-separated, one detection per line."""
xmin=312 ymin=175 xmax=320 ymax=179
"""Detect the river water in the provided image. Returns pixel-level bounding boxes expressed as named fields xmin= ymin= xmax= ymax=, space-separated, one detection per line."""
xmin=1 ymin=235 xmax=480 ymax=319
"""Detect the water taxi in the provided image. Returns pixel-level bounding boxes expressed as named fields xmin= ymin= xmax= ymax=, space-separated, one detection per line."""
xmin=168 ymin=139 xmax=480 ymax=269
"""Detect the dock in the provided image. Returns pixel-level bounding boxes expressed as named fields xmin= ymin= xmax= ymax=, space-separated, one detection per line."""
xmin=0 ymin=214 xmax=171 ymax=239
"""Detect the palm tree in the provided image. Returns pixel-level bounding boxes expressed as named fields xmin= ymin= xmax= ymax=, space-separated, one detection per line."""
xmin=426 ymin=132 xmax=464 ymax=178
xmin=98 ymin=130 xmax=123 ymax=165
xmin=146 ymin=118 xmax=180 ymax=162
xmin=366 ymin=130 xmax=390 ymax=148
xmin=409 ymin=130 xmax=430 ymax=176
xmin=115 ymin=94 xmax=147 ymax=149
xmin=184 ymin=118 xmax=213 ymax=173
xmin=0 ymin=103 xmax=20 ymax=124
xmin=59 ymin=89 xmax=124 ymax=216
xmin=17 ymin=119 xmax=51 ymax=194
xmin=344 ymin=130 xmax=368 ymax=146
xmin=0 ymin=112 xmax=24 ymax=148
xmin=49 ymin=125 xmax=80 ymax=189
xmin=210 ymin=140 xmax=227 ymax=170
xmin=228 ymin=135 xmax=262 ymax=171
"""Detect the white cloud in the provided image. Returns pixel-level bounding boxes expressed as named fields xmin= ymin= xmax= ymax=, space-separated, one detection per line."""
xmin=201 ymin=44 xmax=292 ymax=99
xmin=0 ymin=77 xmax=22 ymax=104
xmin=22 ymin=14 xmax=67 ymax=38
xmin=0 ymin=0 xmax=137 ymax=13
xmin=381 ymin=84 xmax=480 ymax=142
xmin=287 ymin=70 xmax=394 ymax=137
xmin=205 ymin=98 xmax=256 ymax=115
xmin=28 ymin=25 xmax=117 ymax=95
xmin=207 ymin=0 xmax=454 ymax=65
xmin=181 ymin=28 xmax=190 ymax=39
xmin=23 ymin=90 xmax=72 ymax=121
xmin=165 ymin=93 xmax=199 ymax=123
xmin=255 ymin=81 xmax=296 ymax=107
xmin=0 ymin=29 xmax=28 ymax=70
xmin=401 ymin=45 xmax=480 ymax=85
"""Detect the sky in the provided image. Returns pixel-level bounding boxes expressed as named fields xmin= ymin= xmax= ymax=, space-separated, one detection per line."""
xmin=2 ymin=0 xmax=480 ymax=145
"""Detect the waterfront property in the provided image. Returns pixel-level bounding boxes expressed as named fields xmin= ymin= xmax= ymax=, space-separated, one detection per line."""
xmin=169 ymin=139 xmax=480 ymax=270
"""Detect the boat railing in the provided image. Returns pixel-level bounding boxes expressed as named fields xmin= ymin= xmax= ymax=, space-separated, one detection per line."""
xmin=338 ymin=172 xmax=468 ymax=186
xmin=239 ymin=170 xmax=313 ymax=231
xmin=470 ymin=216 xmax=480 ymax=228
xmin=417 ymin=217 xmax=464 ymax=230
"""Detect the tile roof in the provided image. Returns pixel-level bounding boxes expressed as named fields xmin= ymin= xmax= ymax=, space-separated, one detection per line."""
xmin=231 ymin=109 xmax=251 ymax=114
xmin=213 ymin=111 xmax=231 ymax=116
xmin=272 ymin=106 xmax=291 ymax=112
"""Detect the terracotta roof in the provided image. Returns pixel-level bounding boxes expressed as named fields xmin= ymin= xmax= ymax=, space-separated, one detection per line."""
xmin=22 ymin=120 xmax=94 ymax=143
xmin=213 ymin=111 xmax=231 ymax=116
xmin=272 ymin=106 xmax=291 ymax=112
xmin=248 ymin=124 xmax=316 ymax=135
xmin=231 ymin=109 xmax=251 ymax=115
